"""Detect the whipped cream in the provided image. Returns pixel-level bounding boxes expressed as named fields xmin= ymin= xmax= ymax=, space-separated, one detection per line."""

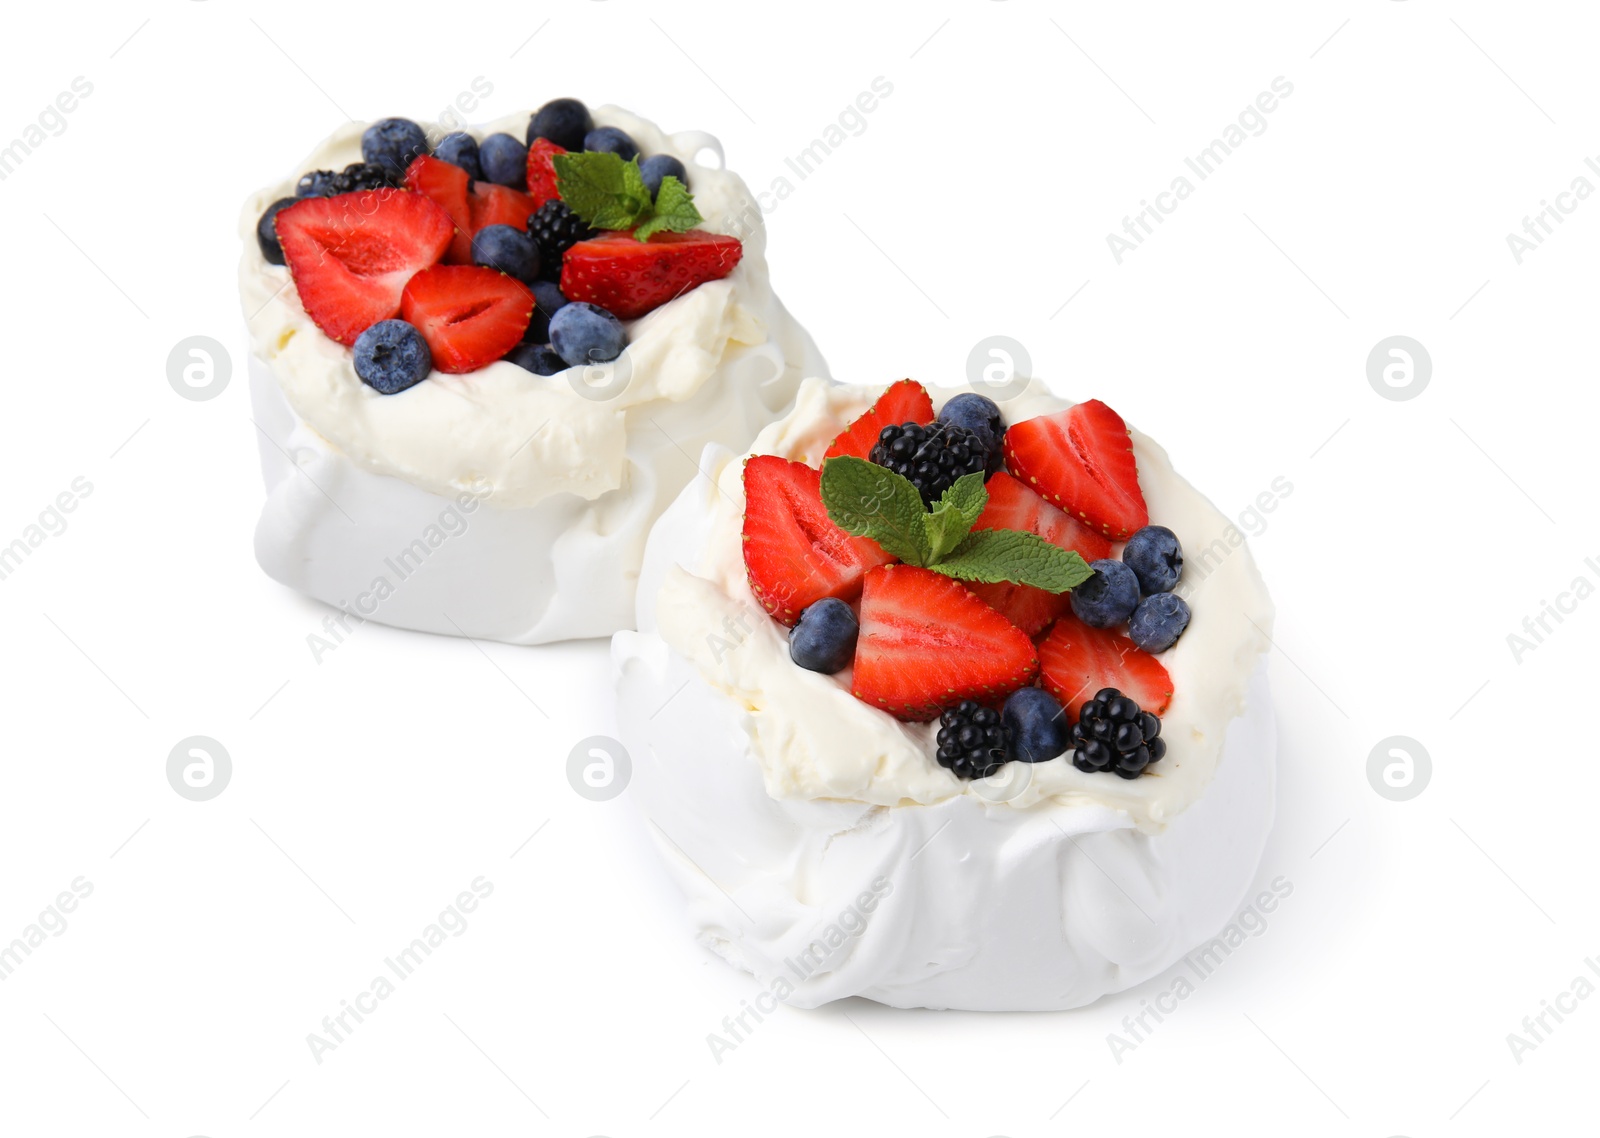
xmin=238 ymin=107 xmax=812 ymax=510
xmin=644 ymin=378 xmax=1275 ymax=829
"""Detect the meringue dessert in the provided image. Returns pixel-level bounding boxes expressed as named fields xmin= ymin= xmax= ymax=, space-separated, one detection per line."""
xmin=241 ymin=99 xmax=823 ymax=645
xmin=612 ymin=377 xmax=1276 ymax=1011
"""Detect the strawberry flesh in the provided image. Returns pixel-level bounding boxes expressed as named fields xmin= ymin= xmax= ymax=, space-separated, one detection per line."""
xmin=824 ymin=379 xmax=936 ymax=461
xmin=404 ymin=155 xmax=473 ymax=265
xmin=561 ymin=229 xmax=743 ymax=320
xmin=399 ymin=265 xmax=532 ymax=374
xmin=1003 ymin=399 xmax=1148 ymax=541
xmin=1037 ymin=611 xmax=1173 ymax=722
xmin=525 ymin=138 xmax=566 ymax=209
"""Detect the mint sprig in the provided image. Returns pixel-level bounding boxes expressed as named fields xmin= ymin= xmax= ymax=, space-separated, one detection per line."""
xmin=552 ymin=151 xmax=703 ymax=241
xmin=819 ymin=457 xmax=1092 ymax=592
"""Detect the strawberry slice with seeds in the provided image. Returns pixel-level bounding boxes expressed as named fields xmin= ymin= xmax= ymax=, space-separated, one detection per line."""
xmin=1003 ymin=399 xmax=1148 ymax=541
xmin=1037 ymin=611 xmax=1173 ymax=722
xmin=966 ymin=472 xmax=1112 ymax=636
xmin=399 ymin=265 xmax=532 ymax=374
xmin=525 ymin=138 xmax=565 ymax=209
xmin=276 ymin=189 xmax=454 ymax=346
xmin=742 ymin=455 xmax=894 ymax=625
xmin=852 ymin=564 xmax=1039 ymax=721
xmin=404 ymin=155 xmax=474 ymax=264
xmin=561 ymin=229 xmax=743 ymax=320
xmin=823 ymin=379 xmax=936 ymax=461
xmin=467 ymin=183 xmax=539 ymax=239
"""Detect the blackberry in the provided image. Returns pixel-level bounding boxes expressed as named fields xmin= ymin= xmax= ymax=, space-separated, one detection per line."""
xmin=936 ymin=700 xmax=1010 ymax=780
xmin=527 ymin=200 xmax=596 ymax=280
xmin=1070 ymin=687 xmax=1165 ymax=779
xmin=296 ymin=162 xmax=400 ymax=198
xmin=868 ymin=421 xmax=987 ymax=504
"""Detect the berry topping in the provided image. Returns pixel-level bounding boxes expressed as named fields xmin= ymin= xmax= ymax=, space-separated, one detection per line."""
xmin=255 ymin=197 xmax=297 ymax=266
xmin=472 ymin=224 xmax=542 ymax=283
xmin=361 ymin=118 xmax=429 ymax=178
xmin=1037 ymin=612 xmax=1172 ymax=722
xmin=852 ymin=564 xmax=1039 ymax=721
xmin=527 ymin=199 xmax=597 ymax=278
xmin=525 ymin=279 xmax=569 ymax=342
xmin=1069 ymin=558 xmax=1141 ymax=628
xmin=639 ymin=153 xmax=689 ymax=197
xmin=938 ymin=393 xmax=1006 ymax=475
xmin=524 ymin=138 xmax=566 ymax=209
xmin=1128 ymin=592 xmax=1191 ymax=654
xmin=741 ymin=456 xmax=894 ymax=626
xmin=352 ymin=319 xmax=432 ymax=395
xmin=1123 ymin=525 xmax=1184 ymax=594
xmin=963 ymin=471 xmax=1112 ymax=636
xmin=560 ymin=229 xmax=742 ymax=320
xmin=1003 ymin=399 xmax=1149 ymax=540
xmin=505 ymin=342 xmax=568 ymax=376
xmin=479 ymin=132 xmax=528 ymax=189
xmin=276 ymin=188 xmax=455 ymax=346
xmin=527 ymin=98 xmax=593 ymax=151
xmin=936 ymin=701 xmax=1010 ymax=779
xmin=297 ymin=162 xmax=399 ymax=198
xmin=403 ymin=154 xmax=473 ymax=264
xmin=467 ymin=183 xmax=539 ymax=238
xmin=1002 ymin=687 xmax=1071 ymax=763
xmin=824 ymin=380 xmax=936 ymax=461
xmin=868 ymin=420 xmax=987 ymax=505
xmin=584 ymin=126 xmax=639 ymax=160
xmin=433 ymin=131 xmax=483 ymax=181
xmin=549 ymin=302 xmax=625 ymax=368
xmin=1070 ymin=688 xmax=1165 ymax=778
xmin=398 ymin=264 xmax=532 ymax=374
xmin=789 ymin=598 xmax=859 ymax=675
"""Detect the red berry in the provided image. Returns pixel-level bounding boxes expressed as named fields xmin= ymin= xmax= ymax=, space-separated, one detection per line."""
xmin=467 ymin=183 xmax=539 ymax=241
xmin=276 ymin=188 xmax=455 ymax=346
xmin=1003 ymin=400 xmax=1149 ymax=541
xmin=741 ymin=455 xmax=893 ymax=626
xmin=525 ymin=138 xmax=565 ymax=209
xmin=399 ymin=265 xmax=532 ymax=374
xmin=823 ymin=380 xmax=936 ymax=461
xmin=561 ymin=229 xmax=743 ymax=320
xmin=1037 ymin=612 xmax=1173 ymax=722
xmin=852 ymin=564 xmax=1039 ymax=722
xmin=965 ymin=472 xmax=1113 ymax=637
xmin=404 ymin=155 xmax=473 ymax=265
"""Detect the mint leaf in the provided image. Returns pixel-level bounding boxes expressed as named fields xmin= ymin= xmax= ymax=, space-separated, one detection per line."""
xmin=553 ymin=152 xmax=652 ymax=231
xmin=922 ymin=475 xmax=986 ymax=562
xmin=927 ymin=530 xmax=1092 ymax=592
xmin=819 ymin=456 xmax=930 ymax=566
xmin=635 ymin=175 xmax=702 ymax=241
xmin=938 ymin=473 xmax=988 ymax=530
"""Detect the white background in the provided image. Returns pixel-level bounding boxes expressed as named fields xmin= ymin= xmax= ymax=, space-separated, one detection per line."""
xmin=1 ymin=1 xmax=1595 ymax=1134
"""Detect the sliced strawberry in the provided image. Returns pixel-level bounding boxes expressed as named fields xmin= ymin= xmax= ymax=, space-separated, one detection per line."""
xmin=467 ymin=183 xmax=539 ymax=240
xmin=965 ymin=472 xmax=1113 ymax=636
xmin=823 ymin=379 xmax=936 ymax=461
xmin=399 ymin=265 xmax=532 ymax=374
xmin=404 ymin=155 xmax=474 ymax=264
xmin=1003 ymin=400 xmax=1148 ymax=541
xmin=742 ymin=455 xmax=894 ymax=625
xmin=525 ymin=138 xmax=566 ymax=209
xmin=561 ymin=229 xmax=743 ymax=320
xmin=1037 ymin=612 xmax=1173 ymax=722
xmin=276 ymin=189 xmax=454 ymax=346
xmin=852 ymin=564 xmax=1038 ymax=722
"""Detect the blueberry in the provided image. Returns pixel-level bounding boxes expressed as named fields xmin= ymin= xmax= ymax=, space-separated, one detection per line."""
xmin=472 ymin=224 xmax=541 ymax=282
xmin=1123 ymin=525 xmax=1183 ymax=594
xmin=583 ymin=126 xmax=638 ymax=161
xmin=1128 ymin=593 xmax=1191 ymax=654
xmin=549 ymin=302 xmax=626 ymax=367
xmin=353 ymin=320 xmax=432 ymax=394
xmin=1002 ymin=687 xmax=1070 ymax=763
xmin=295 ymin=170 xmax=336 ymax=197
xmin=527 ymin=97 xmax=593 ymax=150
xmin=1070 ymin=558 xmax=1140 ymax=628
xmin=255 ymin=197 xmax=298 ymax=265
xmin=639 ymin=153 xmax=688 ymax=197
xmin=505 ymin=342 xmax=568 ymax=376
xmin=525 ymin=280 xmax=569 ymax=342
xmin=361 ymin=118 xmax=429 ymax=178
xmin=789 ymin=598 xmax=858 ymax=674
xmin=434 ymin=131 xmax=483 ymax=181
xmin=938 ymin=393 xmax=1006 ymax=474
xmin=479 ymin=132 xmax=528 ymax=188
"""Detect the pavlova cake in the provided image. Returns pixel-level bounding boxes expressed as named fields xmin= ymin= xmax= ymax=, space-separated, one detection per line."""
xmin=241 ymin=98 xmax=823 ymax=644
xmin=612 ymin=377 xmax=1276 ymax=1011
